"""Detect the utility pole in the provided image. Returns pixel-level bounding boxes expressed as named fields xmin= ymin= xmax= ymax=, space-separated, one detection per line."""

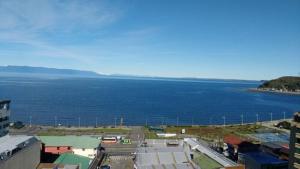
xmin=120 ymin=117 xmax=123 ymax=127
xmin=114 ymin=117 xmax=117 ymax=128
xmin=54 ymin=116 xmax=57 ymax=127
xmin=78 ymin=117 xmax=81 ymax=128
xmin=270 ymin=112 xmax=273 ymax=122
xmin=256 ymin=113 xmax=259 ymax=123
xmin=283 ymin=112 xmax=286 ymax=121
xmin=222 ymin=116 xmax=226 ymax=127
xmin=241 ymin=114 xmax=244 ymax=125
xmin=29 ymin=116 xmax=32 ymax=128
xmin=176 ymin=116 xmax=179 ymax=127
xmin=145 ymin=119 xmax=148 ymax=126
xmin=95 ymin=117 xmax=98 ymax=128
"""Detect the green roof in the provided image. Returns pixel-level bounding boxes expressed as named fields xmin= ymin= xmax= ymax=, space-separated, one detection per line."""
xmin=54 ymin=153 xmax=91 ymax=169
xmin=38 ymin=136 xmax=100 ymax=148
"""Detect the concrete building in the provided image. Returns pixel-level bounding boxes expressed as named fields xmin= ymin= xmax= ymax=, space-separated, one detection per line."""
xmin=0 ymin=134 xmax=41 ymax=169
xmin=0 ymin=100 xmax=10 ymax=137
xmin=38 ymin=136 xmax=100 ymax=159
xmin=289 ymin=112 xmax=300 ymax=169
xmin=0 ymin=99 xmax=41 ymax=169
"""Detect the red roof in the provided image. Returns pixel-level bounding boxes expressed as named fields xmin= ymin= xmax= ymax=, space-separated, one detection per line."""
xmin=224 ymin=135 xmax=243 ymax=145
xmin=281 ymin=143 xmax=289 ymax=149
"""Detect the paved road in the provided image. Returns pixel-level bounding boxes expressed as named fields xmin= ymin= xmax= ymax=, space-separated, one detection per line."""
xmin=129 ymin=126 xmax=145 ymax=144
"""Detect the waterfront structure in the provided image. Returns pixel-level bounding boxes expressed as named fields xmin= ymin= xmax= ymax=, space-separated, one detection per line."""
xmin=38 ymin=136 xmax=100 ymax=158
xmin=0 ymin=100 xmax=10 ymax=137
xmin=289 ymin=112 xmax=300 ymax=169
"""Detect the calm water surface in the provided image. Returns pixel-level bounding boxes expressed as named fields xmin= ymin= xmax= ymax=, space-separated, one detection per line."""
xmin=0 ymin=77 xmax=299 ymax=126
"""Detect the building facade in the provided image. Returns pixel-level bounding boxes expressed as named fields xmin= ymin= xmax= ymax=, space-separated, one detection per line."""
xmin=39 ymin=136 xmax=100 ymax=159
xmin=0 ymin=100 xmax=10 ymax=137
xmin=289 ymin=112 xmax=300 ymax=169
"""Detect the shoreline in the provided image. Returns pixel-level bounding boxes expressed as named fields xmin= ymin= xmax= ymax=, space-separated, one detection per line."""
xmin=249 ymin=88 xmax=300 ymax=95
xmin=11 ymin=118 xmax=292 ymax=129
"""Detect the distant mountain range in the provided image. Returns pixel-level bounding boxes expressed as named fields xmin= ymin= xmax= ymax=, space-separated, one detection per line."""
xmin=0 ymin=65 xmax=100 ymax=78
xmin=0 ymin=65 xmax=259 ymax=83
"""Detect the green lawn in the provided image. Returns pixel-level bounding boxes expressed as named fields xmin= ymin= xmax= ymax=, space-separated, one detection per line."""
xmin=37 ymin=127 xmax=131 ymax=136
xmin=193 ymin=152 xmax=223 ymax=169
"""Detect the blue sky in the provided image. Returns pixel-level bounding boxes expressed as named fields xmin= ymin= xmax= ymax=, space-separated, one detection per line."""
xmin=0 ymin=0 xmax=299 ymax=80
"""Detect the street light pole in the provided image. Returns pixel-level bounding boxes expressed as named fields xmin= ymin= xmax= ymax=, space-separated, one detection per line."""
xmin=78 ymin=117 xmax=81 ymax=128
xmin=270 ymin=113 xmax=273 ymax=122
xmin=96 ymin=117 xmax=98 ymax=127
xmin=241 ymin=114 xmax=244 ymax=125
xmin=54 ymin=116 xmax=57 ymax=127
xmin=29 ymin=116 xmax=32 ymax=128
xmin=222 ymin=116 xmax=226 ymax=127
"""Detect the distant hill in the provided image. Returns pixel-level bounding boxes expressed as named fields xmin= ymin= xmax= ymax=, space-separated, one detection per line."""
xmin=258 ymin=76 xmax=300 ymax=92
xmin=0 ymin=65 xmax=100 ymax=78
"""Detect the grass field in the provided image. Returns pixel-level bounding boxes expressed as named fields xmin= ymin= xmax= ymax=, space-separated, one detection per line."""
xmin=37 ymin=127 xmax=132 ymax=136
xmin=164 ymin=124 xmax=265 ymax=141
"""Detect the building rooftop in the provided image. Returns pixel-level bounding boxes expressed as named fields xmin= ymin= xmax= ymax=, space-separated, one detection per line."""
xmin=37 ymin=163 xmax=79 ymax=169
xmin=244 ymin=152 xmax=288 ymax=164
xmin=0 ymin=135 xmax=36 ymax=153
xmin=184 ymin=138 xmax=238 ymax=167
xmin=54 ymin=153 xmax=91 ymax=169
xmin=38 ymin=136 xmax=100 ymax=149
xmin=261 ymin=142 xmax=283 ymax=150
xmin=223 ymin=135 xmax=243 ymax=145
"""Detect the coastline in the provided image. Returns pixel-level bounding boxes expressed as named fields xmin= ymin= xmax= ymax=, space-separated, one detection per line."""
xmin=249 ymin=88 xmax=300 ymax=95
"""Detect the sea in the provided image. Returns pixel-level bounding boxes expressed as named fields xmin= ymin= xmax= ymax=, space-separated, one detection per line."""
xmin=0 ymin=76 xmax=300 ymax=126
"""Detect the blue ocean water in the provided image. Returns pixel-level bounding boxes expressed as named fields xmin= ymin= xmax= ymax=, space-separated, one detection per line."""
xmin=0 ymin=77 xmax=299 ymax=126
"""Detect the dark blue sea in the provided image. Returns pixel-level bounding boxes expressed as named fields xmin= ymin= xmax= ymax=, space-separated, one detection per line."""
xmin=0 ymin=76 xmax=299 ymax=126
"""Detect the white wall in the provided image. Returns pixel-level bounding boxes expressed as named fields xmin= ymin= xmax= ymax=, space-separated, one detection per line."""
xmin=73 ymin=148 xmax=96 ymax=159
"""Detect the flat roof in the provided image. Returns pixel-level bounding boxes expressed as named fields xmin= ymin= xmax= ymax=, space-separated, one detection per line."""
xmin=0 ymin=135 xmax=36 ymax=153
xmin=38 ymin=136 xmax=100 ymax=149
xmin=54 ymin=153 xmax=91 ymax=169
xmin=261 ymin=142 xmax=282 ymax=149
xmin=184 ymin=138 xmax=237 ymax=167
xmin=244 ymin=152 xmax=288 ymax=164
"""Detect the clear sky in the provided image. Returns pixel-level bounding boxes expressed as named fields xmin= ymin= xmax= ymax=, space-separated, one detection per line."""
xmin=0 ymin=0 xmax=299 ymax=80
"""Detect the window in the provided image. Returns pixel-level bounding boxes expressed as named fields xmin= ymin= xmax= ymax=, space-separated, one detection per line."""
xmin=57 ymin=147 xmax=60 ymax=150
xmin=82 ymin=148 xmax=85 ymax=151
xmin=67 ymin=147 xmax=71 ymax=150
